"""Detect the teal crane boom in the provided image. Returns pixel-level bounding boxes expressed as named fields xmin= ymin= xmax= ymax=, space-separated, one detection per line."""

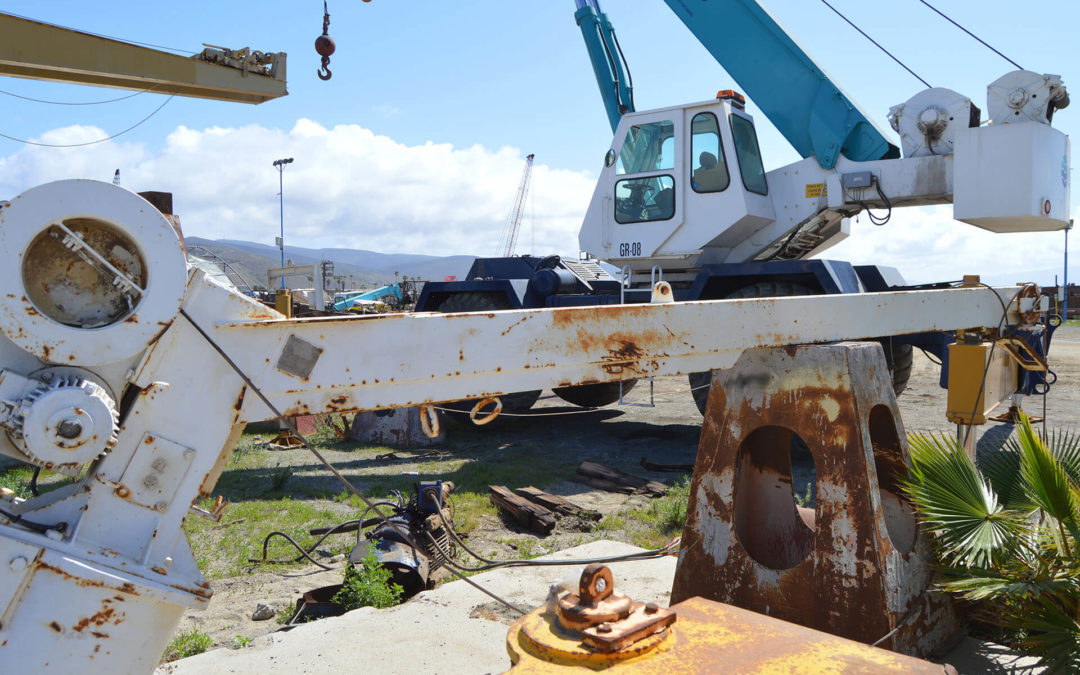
xmin=576 ymin=0 xmax=900 ymax=169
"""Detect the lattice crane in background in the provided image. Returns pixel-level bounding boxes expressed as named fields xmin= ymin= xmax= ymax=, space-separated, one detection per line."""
xmin=498 ymin=153 xmax=535 ymax=257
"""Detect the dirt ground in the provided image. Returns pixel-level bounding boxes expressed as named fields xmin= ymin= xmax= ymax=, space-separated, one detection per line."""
xmin=172 ymin=327 xmax=1080 ymax=652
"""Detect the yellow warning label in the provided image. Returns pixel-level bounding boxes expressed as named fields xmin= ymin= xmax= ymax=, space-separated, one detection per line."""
xmin=805 ymin=182 xmax=826 ymax=198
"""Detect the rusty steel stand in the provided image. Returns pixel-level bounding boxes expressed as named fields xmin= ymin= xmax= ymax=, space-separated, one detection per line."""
xmin=671 ymin=342 xmax=958 ymax=657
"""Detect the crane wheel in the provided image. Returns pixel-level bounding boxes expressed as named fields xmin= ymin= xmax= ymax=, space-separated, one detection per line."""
xmin=553 ymin=379 xmax=637 ymax=408
xmin=437 ymin=292 xmax=542 ymax=417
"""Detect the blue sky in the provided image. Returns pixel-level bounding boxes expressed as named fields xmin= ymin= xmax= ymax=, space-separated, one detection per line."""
xmin=0 ymin=1 xmax=1077 ymax=285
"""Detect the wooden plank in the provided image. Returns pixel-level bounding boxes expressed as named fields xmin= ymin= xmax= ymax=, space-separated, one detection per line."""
xmin=514 ymin=487 xmax=601 ymax=521
xmin=574 ymin=461 xmax=668 ymax=497
xmin=489 ymin=485 xmax=556 ymax=534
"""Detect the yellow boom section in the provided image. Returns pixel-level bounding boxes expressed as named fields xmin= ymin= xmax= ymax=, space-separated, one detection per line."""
xmin=0 ymin=13 xmax=287 ymax=104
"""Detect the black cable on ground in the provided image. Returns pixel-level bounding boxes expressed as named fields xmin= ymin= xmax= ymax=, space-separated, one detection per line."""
xmin=29 ymin=466 xmax=41 ymax=497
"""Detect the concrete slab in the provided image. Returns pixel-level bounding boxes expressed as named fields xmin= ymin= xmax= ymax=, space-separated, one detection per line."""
xmin=157 ymin=540 xmax=1044 ymax=674
xmin=156 ymin=541 xmax=676 ymax=675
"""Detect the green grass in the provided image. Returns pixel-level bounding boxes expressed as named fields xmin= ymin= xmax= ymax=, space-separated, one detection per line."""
xmin=162 ymin=628 xmax=213 ymax=662
xmin=186 ymin=498 xmax=357 ymax=579
xmin=623 ymin=476 xmax=692 ymax=550
xmin=0 ymin=466 xmax=35 ymax=499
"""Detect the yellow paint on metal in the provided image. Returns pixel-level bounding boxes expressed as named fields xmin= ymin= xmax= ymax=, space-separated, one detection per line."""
xmin=0 ymin=14 xmax=287 ymax=104
xmin=506 ymin=597 xmax=949 ymax=674
xmin=946 ymin=341 xmax=1017 ymax=425
xmin=275 ymin=290 xmax=293 ymax=318
xmin=805 ymin=182 xmax=826 ymax=198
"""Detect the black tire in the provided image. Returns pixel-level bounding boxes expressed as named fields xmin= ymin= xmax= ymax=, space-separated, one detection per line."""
xmin=689 ymin=281 xmax=816 ymax=415
xmin=877 ymin=338 xmax=913 ymax=397
xmin=437 ymin=293 xmax=542 ymax=414
xmin=553 ymin=379 xmax=637 ymax=408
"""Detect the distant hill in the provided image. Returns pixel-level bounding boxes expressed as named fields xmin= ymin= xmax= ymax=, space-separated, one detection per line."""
xmin=185 ymin=237 xmax=476 ymax=291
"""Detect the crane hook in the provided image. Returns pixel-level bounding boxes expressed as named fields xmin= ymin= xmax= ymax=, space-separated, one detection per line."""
xmin=315 ymin=0 xmax=336 ymax=81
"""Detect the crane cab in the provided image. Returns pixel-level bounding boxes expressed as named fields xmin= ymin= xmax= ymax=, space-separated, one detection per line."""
xmin=579 ymin=93 xmax=777 ymax=274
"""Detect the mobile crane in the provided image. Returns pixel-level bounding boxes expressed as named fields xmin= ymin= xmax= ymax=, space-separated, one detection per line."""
xmin=415 ymin=0 xmax=1070 ymax=412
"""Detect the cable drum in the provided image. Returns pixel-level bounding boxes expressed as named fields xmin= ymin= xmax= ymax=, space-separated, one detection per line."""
xmin=0 ymin=180 xmax=189 ymax=365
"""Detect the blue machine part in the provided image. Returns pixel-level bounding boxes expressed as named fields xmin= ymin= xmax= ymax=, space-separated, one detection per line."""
xmin=575 ymin=1 xmax=635 ymax=132
xmin=660 ymin=0 xmax=899 ymax=169
xmin=333 ymin=284 xmax=403 ymax=312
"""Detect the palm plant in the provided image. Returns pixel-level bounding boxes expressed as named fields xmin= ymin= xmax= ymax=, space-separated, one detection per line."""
xmin=903 ymin=413 xmax=1080 ymax=672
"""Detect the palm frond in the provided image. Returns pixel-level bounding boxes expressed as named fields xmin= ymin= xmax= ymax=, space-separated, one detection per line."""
xmin=904 ymin=433 xmax=1026 ymax=567
xmin=982 ymin=436 xmax=1036 ymax=511
xmin=1046 ymin=428 xmax=1080 ymax=488
xmin=1008 ymin=595 xmax=1080 ymax=674
xmin=1015 ymin=415 xmax=1080 ymax=549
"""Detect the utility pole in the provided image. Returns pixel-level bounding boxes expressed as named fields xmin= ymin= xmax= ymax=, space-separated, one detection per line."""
xmin=1066 ymin=219 xmax=1073 ymax=322
xmin=273 ymin=157 xmax=294 ymax=289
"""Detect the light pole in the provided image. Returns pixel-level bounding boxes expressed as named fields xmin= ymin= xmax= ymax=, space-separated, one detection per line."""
xmin=273 ymin=157 xmax=294 ymax=289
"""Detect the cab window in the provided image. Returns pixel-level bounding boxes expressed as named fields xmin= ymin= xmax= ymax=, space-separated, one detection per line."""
xmin=690 ymin=113 xmax=729 ymax=193
xmin=616 ymin=120 xmax=675 ymax=175
xmin=730 ymin=114 xmax=768 ymax=195
xmin=615 ymin=175 xmax=675 ymax=224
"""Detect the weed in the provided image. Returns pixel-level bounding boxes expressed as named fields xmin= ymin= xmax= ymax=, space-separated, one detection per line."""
xmin=794 ymin=482 xmax=815 ymax=508
xmin=230 ymin=635 xmax=253 ymax=649
xmin=331 ymin=551 xmax=404 ymax=611
xmin=596 ymin=514 xmax=626 ymax=531
xmin=162 ymin=629 xmax=213 ymax=661
xmin=268 ymin=465 xmax=294 ymax=491
xmin=498 ymin=537 xmax=544 ymax=559
xmin=275 ymin=605 xmax=295 ymax=625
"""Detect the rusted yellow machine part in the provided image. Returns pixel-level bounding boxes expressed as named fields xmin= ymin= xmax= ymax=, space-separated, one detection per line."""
xmin=506 ymin=567 xmax=953 ymax=674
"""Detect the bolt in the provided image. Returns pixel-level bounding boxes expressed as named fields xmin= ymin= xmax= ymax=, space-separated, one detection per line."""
xmin=154 ymin=501 xmax=167 ymax=511
xmin=56 ymin=418 xmax=83 ymax=439
xmin=8 ymin=556 xmax=28 ymax=571
xmin=645 ymin=602 xmax=659 ymax=615
xmin=164 ymin=556 xmax=174 ymax=567
xmin=183 ymin=449 xmax=196 ymax=461
xmin=596 ymin=622 xmax=613 ymax=633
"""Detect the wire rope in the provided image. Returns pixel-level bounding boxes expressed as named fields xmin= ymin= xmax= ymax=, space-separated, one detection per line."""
xmin=0 ymin=94 xmax=176 ymax=147
xmin=818 ymin=0 xmax=931 ymax=88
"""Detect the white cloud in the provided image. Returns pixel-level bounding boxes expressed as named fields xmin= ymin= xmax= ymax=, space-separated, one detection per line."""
xmin=0 ymin=120 xmax=596 ymax=258
xmin=0 ymin=121 xmax=1073 ymax=287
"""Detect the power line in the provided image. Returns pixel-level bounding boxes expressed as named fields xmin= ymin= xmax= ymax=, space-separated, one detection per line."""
xmin=819 ymin=0 xmax=931 ymax=89
xmin=0 ymin=84 xmax=161 ymax=106
xmin=0 ymin=94 xmax=176 ymax=148
xmin=917 ymin=0 xmax=1023 ymax=71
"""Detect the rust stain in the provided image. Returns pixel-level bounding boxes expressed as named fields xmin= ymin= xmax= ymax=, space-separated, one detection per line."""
xmin=233 ymin=386 xmax=247 ymax=411
xmin=49 ymin=621 xmax=62 ymax=632
xmin=72 ymin=606 xmax=116 ymax=632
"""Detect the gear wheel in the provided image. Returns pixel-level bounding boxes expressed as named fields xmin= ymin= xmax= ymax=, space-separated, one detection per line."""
xmin=8 ymin=373 xmax=118 ymax=473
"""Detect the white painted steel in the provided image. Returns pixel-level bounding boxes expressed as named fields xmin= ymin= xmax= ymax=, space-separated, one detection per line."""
xmin=888 ymin=87 xmax=976 ymax=158
xmin=987 ymin=71 xmax=1068 ymax=126
xmin=954 ymin=122 xmax=1071 ymax=232
xmin=0 ymin=180 xmax=188 ymax=365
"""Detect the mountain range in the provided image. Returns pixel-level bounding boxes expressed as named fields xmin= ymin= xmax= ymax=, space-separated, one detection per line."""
xmin=185 ymin=237 xmax=477 ymax=291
